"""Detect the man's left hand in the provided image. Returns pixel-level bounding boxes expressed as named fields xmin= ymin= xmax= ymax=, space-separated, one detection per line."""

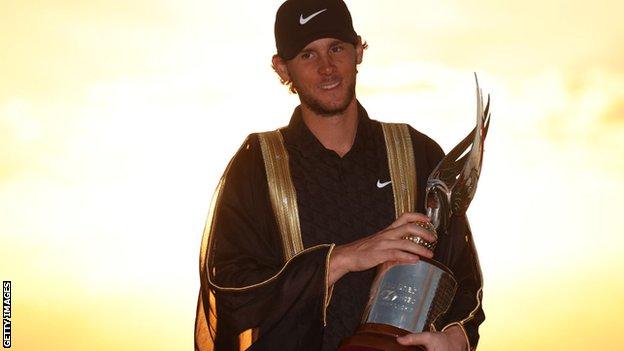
xmin=396 ymin=325 xmax=468 ymax=351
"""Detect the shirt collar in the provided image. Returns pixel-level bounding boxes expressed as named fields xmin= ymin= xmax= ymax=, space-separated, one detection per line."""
xmin=283 ymin=101 xmax=374 ymax=158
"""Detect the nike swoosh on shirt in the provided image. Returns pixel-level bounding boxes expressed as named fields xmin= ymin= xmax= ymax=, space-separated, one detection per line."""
xmin=299 ymin=9 xmax=327 ymax=25
xmin=377 ymin=180 xmax=392 ymax=188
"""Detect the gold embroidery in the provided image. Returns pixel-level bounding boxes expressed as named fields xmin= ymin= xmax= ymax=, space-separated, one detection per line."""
xmin=200 ymin=177 xmax=225 ymax=284
xmin=381 ymin=123 xmax=417 ymax=218
xmin=196 ymin=160 xmax=231 ymax=351
xmin=324 ymin=244 xmax=337 ymax=326
xmin=208 ymin=244 xmax=332 ymax=291
xmin=258 ymin=130 xmax=305 ymax=260
xmin=458 ymin=220 xmax=484 ymax=328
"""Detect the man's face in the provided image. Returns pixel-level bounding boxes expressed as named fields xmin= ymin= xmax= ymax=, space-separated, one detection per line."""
xmin=277 ymin=37 xmax=363 ymax=116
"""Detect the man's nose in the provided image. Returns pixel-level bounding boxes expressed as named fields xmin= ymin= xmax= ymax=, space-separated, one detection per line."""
xmin=318 ymin=55 xmax=336 ymax=75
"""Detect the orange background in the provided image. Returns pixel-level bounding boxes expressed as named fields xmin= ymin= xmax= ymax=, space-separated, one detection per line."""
xmin=1 ymin=1 xmax=623 ymax=350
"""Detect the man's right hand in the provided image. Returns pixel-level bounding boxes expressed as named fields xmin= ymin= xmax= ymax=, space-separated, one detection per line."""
xmin=327 ymin=212 xmax=437 ymax=285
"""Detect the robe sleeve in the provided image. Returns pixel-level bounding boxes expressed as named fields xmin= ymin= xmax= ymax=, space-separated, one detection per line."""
xmin=410 ymin=128 xmax=485 ymax=350
xmin=433 ymin=215 xmax=485 ymax=351
xmin=195 ymin=134 xmax=334 ymax=351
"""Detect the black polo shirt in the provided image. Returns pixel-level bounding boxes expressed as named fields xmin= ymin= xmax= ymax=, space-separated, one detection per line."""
xmin=281 ymin=103 xmax=442 ymax=349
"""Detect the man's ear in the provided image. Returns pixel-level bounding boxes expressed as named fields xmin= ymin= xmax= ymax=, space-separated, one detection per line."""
xmin=272 ymin=54 xmax=291 ymax=82
xmin=355 ymin=36 xmax=364 ymax=65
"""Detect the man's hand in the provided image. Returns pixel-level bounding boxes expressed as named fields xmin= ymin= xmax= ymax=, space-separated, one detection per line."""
xmin=396 ymin=325 xmax=468 ymax=351
xmin=328 ymin=212 xmax=436 ymax=285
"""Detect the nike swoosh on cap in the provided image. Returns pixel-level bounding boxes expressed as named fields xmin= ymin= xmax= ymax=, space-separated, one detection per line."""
xmin=377 ymin=180 xmax=392 ymax=188
xmin=299 ymin=8 xmax=327 ymax=25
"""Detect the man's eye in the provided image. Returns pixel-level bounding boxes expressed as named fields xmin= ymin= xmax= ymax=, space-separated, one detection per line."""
xmin=331 ymin=45 xmax=344 ymax=53
xmin=300 ymin=52 xmax=312 ymax=60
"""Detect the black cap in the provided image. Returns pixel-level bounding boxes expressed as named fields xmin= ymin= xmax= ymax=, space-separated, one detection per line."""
xmin=275 ymin=0 xmax=358 ymax=60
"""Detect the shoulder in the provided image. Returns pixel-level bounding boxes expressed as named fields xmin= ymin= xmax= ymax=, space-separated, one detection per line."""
xmin=405 ymin=125 xmax=445 ymax=162
xmin=225 ymin=126 xmax=295 ymax=179
xmin=225 ymin=133 xmax=261 ymax=171
xmin=376 ymin=120 xmax=445 ymax=166
xmin=221 ymin=133 xmax=267 ymax=193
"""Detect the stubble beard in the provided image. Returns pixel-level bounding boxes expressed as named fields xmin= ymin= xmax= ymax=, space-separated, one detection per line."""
xmin=296 ymin=76 xmax=357 ymax=117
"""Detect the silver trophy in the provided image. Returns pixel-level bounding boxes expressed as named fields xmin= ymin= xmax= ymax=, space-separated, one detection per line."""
xmin=340 ymin=75 xmax=490 ymax=351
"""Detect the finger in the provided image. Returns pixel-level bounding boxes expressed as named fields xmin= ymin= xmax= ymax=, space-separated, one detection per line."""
xmin=384 ymin=250 xmax=420 ymax=264
xmin=376 ymin=238 xmax=433 ymax=259
xmin=396 ymin=332 xmax=432 ymax=346
xmin=386 ymin=240 xmax=434 ymax=258
xmin=389 ymin=212 xmax=430 ymax=228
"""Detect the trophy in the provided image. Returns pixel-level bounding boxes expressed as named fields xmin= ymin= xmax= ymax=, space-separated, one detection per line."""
xmin=339 ymin=75 xmax=491 ymax=351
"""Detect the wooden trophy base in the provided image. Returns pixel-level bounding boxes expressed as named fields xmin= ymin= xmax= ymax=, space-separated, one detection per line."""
xmin=338 ymin=323 xmax=425 ymax=351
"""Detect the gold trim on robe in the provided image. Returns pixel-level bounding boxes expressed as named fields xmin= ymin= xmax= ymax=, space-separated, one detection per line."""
xmin=257 ymin=130 xmax=305 ymax=260
xmin=381 ymin=123 xmax=417 ymax=218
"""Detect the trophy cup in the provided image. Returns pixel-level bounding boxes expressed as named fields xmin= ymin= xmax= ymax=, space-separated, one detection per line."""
xmin=339 ymin=75 xmax=491 ymax=351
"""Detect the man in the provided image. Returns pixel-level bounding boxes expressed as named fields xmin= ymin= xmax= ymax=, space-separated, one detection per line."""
xmin=195 ymin=0 xmax=484 ymax=350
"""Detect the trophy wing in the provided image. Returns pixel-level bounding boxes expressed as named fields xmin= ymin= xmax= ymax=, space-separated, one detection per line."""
xmin=425 ymin=74 xmax=491 ymax=231
xmin=452 ymin=74 xmax=491 ymax=214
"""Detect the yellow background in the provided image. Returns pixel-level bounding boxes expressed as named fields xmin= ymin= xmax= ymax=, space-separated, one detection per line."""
xmin=1 ymin=0 xmax=623 ymax=350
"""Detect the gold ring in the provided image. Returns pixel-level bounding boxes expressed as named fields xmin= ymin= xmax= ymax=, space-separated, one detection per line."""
xmin=402 ymin=235 xmax=435 ymax=250
xmin=413 ymin=221 xmax=438 ymax=238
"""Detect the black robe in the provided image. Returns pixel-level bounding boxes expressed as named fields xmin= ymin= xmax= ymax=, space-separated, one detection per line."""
xmin=196 ymin=104 xmax=485 ymax=351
